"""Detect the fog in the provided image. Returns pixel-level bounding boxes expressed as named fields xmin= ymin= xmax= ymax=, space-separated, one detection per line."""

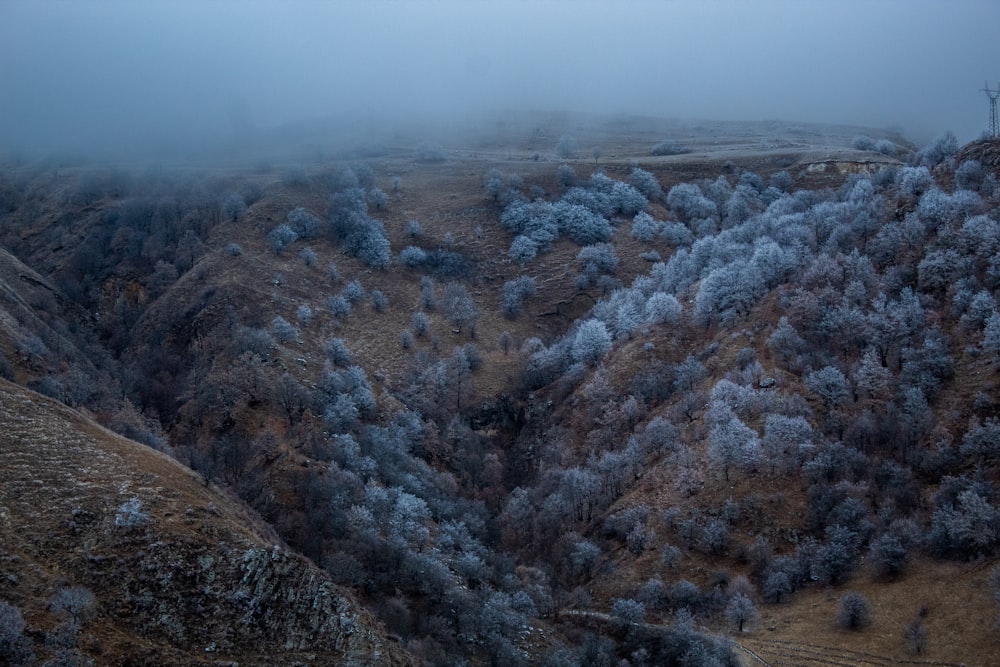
xmin=2 ymin=0 xmax=998 ymax=160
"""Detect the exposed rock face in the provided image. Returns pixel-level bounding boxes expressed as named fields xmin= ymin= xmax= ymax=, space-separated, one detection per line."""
xmin=957 ymin=138 xmax=1000 ymax=169
xmin=0 ymin=379 xmax=412 ymax=666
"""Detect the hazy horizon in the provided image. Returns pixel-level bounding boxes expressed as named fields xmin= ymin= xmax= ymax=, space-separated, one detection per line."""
xmin=2 ymin=0 xmax=999 ymax=160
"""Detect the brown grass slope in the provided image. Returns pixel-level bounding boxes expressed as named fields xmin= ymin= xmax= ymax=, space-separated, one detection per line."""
xmin=0 ymin=378 xmax=413 ymax=666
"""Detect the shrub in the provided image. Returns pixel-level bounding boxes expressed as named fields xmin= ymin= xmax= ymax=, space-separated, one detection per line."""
xmin=342 ymin=279 xmax=365 ymax=303
xmin=49 ymin=586 xmax=96 ymax=625
xmin=411 ymin=311 xmax=430 ymax=338
xmin=852 ymin=135 xmax=875 ymax=151
xmin=874 ymin=139 xmax=896 ymax=156
xmin=404 ymin=219 xmax=423 ymax=237
xmin=325 ymin=337 xmax=352 ymax=367
xmin=287 ymin=207 xmax=321 ymax=239
xmin=272 ymin=316 xmax=300 ymax=343
xmin=371 ymin=289 xmax=389 ymax=313
xmin=651 ymin=141 xmax=690 ymax=156
xmin=299 ymin=246 xmax=317 ymax=266
xmin=328 ymin=295 xmax=351 ymax=318
xmin=0 ymin=601 xmax=32 ymax=666
xmin=115 ymin=496 xmax=148 ymax=528
xmin=266 ymin=224 xmax=297 ymax=254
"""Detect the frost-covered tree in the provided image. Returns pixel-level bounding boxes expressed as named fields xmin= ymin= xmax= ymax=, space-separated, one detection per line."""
xmin=852 ymin=135 xmax=875 ymax=151
xmin=367 ymin=187 xmax=388 ymax=210
xmin=442 ymin=282 xmax=478 ymax=334
xmin=342 ymin=279 xmax=365 ymax=303
xmin=325 ymin=337 xmax=352 ymax=367
xmin=806 ymin=366 xmax=850 ymax=409
xmin=221 ymin=192 xmax=247 ymax=221
xmin=502 ymin=276 xmax=537 ymax=319
xmin=956 ymin=159 xmax=986 ymax=192
xmin=328 ymin=187 xmax=391 ymax=269
xmin=609 ymin=181 xmax=647 ymax=215
xmin=271 ymin=315 xmax=299 ymax=343
xmin=328 ymin=295 xmax=351 ymax=318
xmin=411 ymin=311 xmax=430 ymax=337
xmin=554 ymin=201 xmax=613 ymax=245
xmin=725 ymin=592 xmax=757 ymax=632
xmin=631 ymin=211 xmax=662 ymax=242
xmin=370 ymin=289 xmax=388 ymax=313
xmin=572 ymin=319 xmax=612 ymax=366
xmin=611 ymin=598 xmax=645 ymax=626
xmin=556 ymin=134 xmax=578 ymax=159
xmin=762 ymin=414 xmax=813 ymax=476
xmin=708 ymin=412 xmax=761 ymax=481
xmin=917 ymin=131 xmax=958 ymax=167
xmin=485 ymin=168 xmax=506 ymax=201
xmin=629 ymin=167 xmax=664 ymax=200
xmin=509 ymin=235 xmax=539 ymax=266
xmin=298 ymin=246 xmax=316 ymax=266
xmin=287 ymin=207 xmax=321 ymax=239
xmin=49 ymin=586 xmax=96 ymax=625
xmin=667 ymin=182 xmax=718 ymax=224
xmin=400 ymin=245 xmax=427 ymax=267
xmin=404 ymin=219 xmax=423 ymax=238
xmin=899 ymin=166 xmax=934 ymax=198
xmin=266 ymin=224 xmax=297 ymax=254
xmin=836 ymin=591 xmax=871 ymax=630
xmin=853 ymin=348 xmax=892 ymax=401
xmin=576 ymin=243 xmax=618 ymax=275
xmin=874 ymin=139 xmax=896 ymax=156
xmin=644 ymin=292 xmax=682 ymax=325
xmin=869 ymin=532 xmax=909 ymax=580
xmin=694 ymin=259 xmax=766 ymax=322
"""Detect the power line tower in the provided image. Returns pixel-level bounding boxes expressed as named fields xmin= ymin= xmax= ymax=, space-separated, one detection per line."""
xmin=983 ymin=80 xmax=1000 ymax=138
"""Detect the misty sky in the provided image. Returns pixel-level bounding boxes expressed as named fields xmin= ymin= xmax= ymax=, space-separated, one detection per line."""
xmin=2 ymin=0 xmax=999 ymax=158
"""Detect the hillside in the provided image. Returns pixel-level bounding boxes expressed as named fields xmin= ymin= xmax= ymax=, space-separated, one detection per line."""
xmin=2 ymin=115 xmax=1000 ymax=666
xmin=0 ymin=378 xmax=411 ymax=666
